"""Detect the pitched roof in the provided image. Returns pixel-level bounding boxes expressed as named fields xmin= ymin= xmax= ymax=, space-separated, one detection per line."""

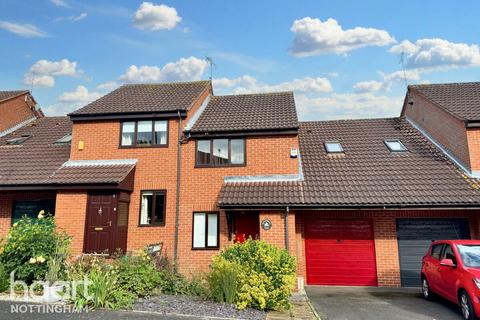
xmin=410 ymin=82 xmax=480 ymax=121
xmin=69 ymin=81 xmax=211 ymax=117
xmin=218 ymin=117 xmax=480 ymax=208
xmin=48 ymin=160 xmax=136 ymax=186
xmin=0 ymin=117 xmax=72 ymax=186
xmin=189 ymin=92 xmax=298 ymax=134
xmin=0 ymin=90 xmax=29 ymax=103
xmin=218 ymin=180 xmax=303 ymax=207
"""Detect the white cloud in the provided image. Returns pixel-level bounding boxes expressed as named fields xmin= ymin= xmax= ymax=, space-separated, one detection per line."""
xmin=50 ymin=0 xmax=70 ymax=8
xmin=133 ymin=2 xmax=181 ymax=31
xmin=353 ymin=70 xmax=421 ymax=93
xmin=0 ymin=21 xmax=48 ymax=38
xmin=390 ymin=38 xmax=480 ymax=70
xmin=23 ymin=59 xmax=82 ymax=88
xmin=44 ymin=86 xmax=102 ymax=116
xmin=119 ymin=56 xmax=207 ymax=83
xmin=353 ymin=81 xmax=384 ymax=93
xmin=213 ymin=75 xmax=257 ymax=89
xmin=96 ymin=81 xmax=119 ymax=92
xmin=213 ymin=75 xmax=333 ymax=94
xmin=55 ymin=13 xmax=88 ymax=22
xmin=23 ymin=75 xmax=55 ymax=88
xmin=290 ymin=17 xmax=395 ymax=57
xmin=58 ymin=85 xmax=102 ymax=103
xmin=295 ymin=92 xmax=403 ymax=121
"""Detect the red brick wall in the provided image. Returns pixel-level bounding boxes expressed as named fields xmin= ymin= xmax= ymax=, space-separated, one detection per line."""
xmin=0 ymin=94 xmax=38 ymax=132
xmin=0 ymin=191 xmax=56 ymax=238
xmin=467 ymin=128 xmax=480 ymax=175
xmin=295 ymin=209 xmax=480 ymax=287
xmin=403 ymin=90 xmax=471 ymax=170
xmin=63 ymin=85 xmax=300 ymax=272
xmin=177 ymin=135 xmax=299 ymax=275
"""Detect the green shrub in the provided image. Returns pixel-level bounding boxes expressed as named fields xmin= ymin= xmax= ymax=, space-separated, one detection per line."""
xmin=66 ymin=256 xmax=123 ymax=310
xmin=0 ymin=262 xmax=9 ymax=292
xmin=113 ymin=252 xmax=161 ymax=298
xmin=157 ymin=268 xmax=190 ymax=295
xmin=209 ymin=239 xmax=296 ymax=311
xmin=0 ymin=214 xmax=70 ymax=283
xmin=208 ymin=257 xmax=239 ymax=304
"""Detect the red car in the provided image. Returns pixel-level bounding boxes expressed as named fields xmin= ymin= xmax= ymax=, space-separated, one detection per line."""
xmin=422 ymin=240 xmax=480 ymax=320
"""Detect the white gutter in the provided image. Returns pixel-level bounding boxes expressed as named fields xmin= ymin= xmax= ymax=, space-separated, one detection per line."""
xmin=62 ymin=159 xmax=138 ymax=167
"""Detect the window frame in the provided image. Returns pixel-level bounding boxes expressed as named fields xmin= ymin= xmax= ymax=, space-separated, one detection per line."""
xmin=324 ymin=140 xmax=344 ymax=153
xmin=441 ymin=244 xmax=457 ymax=265
xmin=430 ymin=244 xmax=444 ymax=261
xmin=191 ymin=211 xmax=220 ymax=250
xmin=6 ymin=135 xmax=32 ymax=145
xmin=384 ymin=139 xmax=408 ymax=152
xmin=195 ymin=138 xmax=246 ymax=168
xmin=119 ymin=120 xmax=169 ymax=148
xmin=138 ymin=190 xmax=167 ymax=227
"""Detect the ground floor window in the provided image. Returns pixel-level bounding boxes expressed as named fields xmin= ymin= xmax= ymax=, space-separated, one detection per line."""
xmin=139 ymin=190 xmax=166 ymax=226
xmin=11 ymin=199 xmax=55 ymax=224
xmin=192 ymin=212 xmax=219 ymax=249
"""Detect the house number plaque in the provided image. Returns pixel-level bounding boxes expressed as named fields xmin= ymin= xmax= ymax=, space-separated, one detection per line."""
xmin=261 ymin=219 xmax=272 ymax=230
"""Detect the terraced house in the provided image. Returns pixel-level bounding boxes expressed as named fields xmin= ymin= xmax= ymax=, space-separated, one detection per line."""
xmin=1 ymin=81 xmax=480 ymax=288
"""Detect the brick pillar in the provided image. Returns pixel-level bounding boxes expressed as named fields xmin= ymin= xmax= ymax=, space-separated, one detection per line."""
xmin=373 ymin=213 xmax=401 ymax=287
xmin=0 ymin=193 xmax=12 ymax=238
xmin=259 ymin=210 xmax=295 ymax=255
xmin=55 ymin=191 xmax=88 ymax=257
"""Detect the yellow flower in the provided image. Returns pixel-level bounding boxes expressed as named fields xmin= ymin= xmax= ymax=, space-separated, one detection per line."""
xmin=12 ymin=223 xmax=18 ymax=227
xmin=29 ymin=258 xmax=37 ymax=264
xmin=36 ymin=256 xmax=46 ymax=263
xmin=38 ymin=210 xmax=45 ymax=219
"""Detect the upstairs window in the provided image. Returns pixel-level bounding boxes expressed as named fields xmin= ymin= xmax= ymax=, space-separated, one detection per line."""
xmin=385 ymin=139 xmax=407 ymax=152
xmin=196 ymin=138 xmax=245 ymax=167
xmin=139 ymin=190 xmax=166 ymax=226
xmin=121 ymin=120 xmax=168 ymax=147
xmin=6 ymin=135 xmax=31 ymax=145
xmin=324 ymin=141 xmax=343 ymax=153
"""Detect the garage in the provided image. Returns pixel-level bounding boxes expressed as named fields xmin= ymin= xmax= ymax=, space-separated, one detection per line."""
xmin=397 ymin=218 xmax=470 ymax=287
xmin=305 ymin=219 xmax=377 ymax=286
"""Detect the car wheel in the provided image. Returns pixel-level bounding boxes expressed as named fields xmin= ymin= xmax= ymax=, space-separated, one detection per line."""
xmin=460 ymin=291 xmax=478 ymax=320
xmin=422 ymin=277 xmax=433 ymax=301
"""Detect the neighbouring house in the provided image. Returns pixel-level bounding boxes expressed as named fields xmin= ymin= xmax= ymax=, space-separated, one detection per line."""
xmin=0 ymin=90 xmax=43 ymax=137
xmin=1 ymin=80 xmax=480 ymax=288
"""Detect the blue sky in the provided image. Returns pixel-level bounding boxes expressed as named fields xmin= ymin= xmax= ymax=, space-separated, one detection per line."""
xmin=1 ymin=0 xmax=479 ymax=120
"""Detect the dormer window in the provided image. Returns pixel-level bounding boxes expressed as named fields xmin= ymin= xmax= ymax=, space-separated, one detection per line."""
xmin=6 ymin=135 xmax=31 ymax=145
xmin=324 ymin=141 xmax=343 ymax=153
xmin=385 ymin=139 xmax=407 ymax=152
xmin=120 ymin=120 xmax=168 ymax=147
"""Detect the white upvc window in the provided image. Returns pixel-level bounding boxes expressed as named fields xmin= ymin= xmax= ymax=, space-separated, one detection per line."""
xmin=192 ymin=212 xmax=219 ymax=249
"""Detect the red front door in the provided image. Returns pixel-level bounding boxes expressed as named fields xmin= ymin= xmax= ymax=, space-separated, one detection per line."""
xmin=305 ymin=219 xmax=377 ymax=286
xmin=234 ymin=212 xmax=259 ymax=243
xmin=84 ymin=192 xmax=118 ymax=254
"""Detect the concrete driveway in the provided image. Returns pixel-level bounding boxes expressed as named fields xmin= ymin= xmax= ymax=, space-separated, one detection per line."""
xmin=306 ymin=286 xmax=464 ymax=320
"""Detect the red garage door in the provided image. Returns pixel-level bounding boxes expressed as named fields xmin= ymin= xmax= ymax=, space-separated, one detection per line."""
xmin=305 ymin=219 xmax=377 ymax=286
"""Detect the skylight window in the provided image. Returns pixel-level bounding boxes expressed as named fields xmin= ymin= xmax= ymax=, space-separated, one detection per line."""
xmin=6 ymin=135 xmax=31 ymax=145
xmin=55 ymin=134 xmax=72 ymax=144
xmin=324 ymin=141 xmax=343 ymax=153
xmin=385 ymin=139 xmax=407 ymax=152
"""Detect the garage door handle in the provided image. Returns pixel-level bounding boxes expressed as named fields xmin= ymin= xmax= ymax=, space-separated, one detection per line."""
xmin=336 ymin=239 xmax=342 ymax=243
